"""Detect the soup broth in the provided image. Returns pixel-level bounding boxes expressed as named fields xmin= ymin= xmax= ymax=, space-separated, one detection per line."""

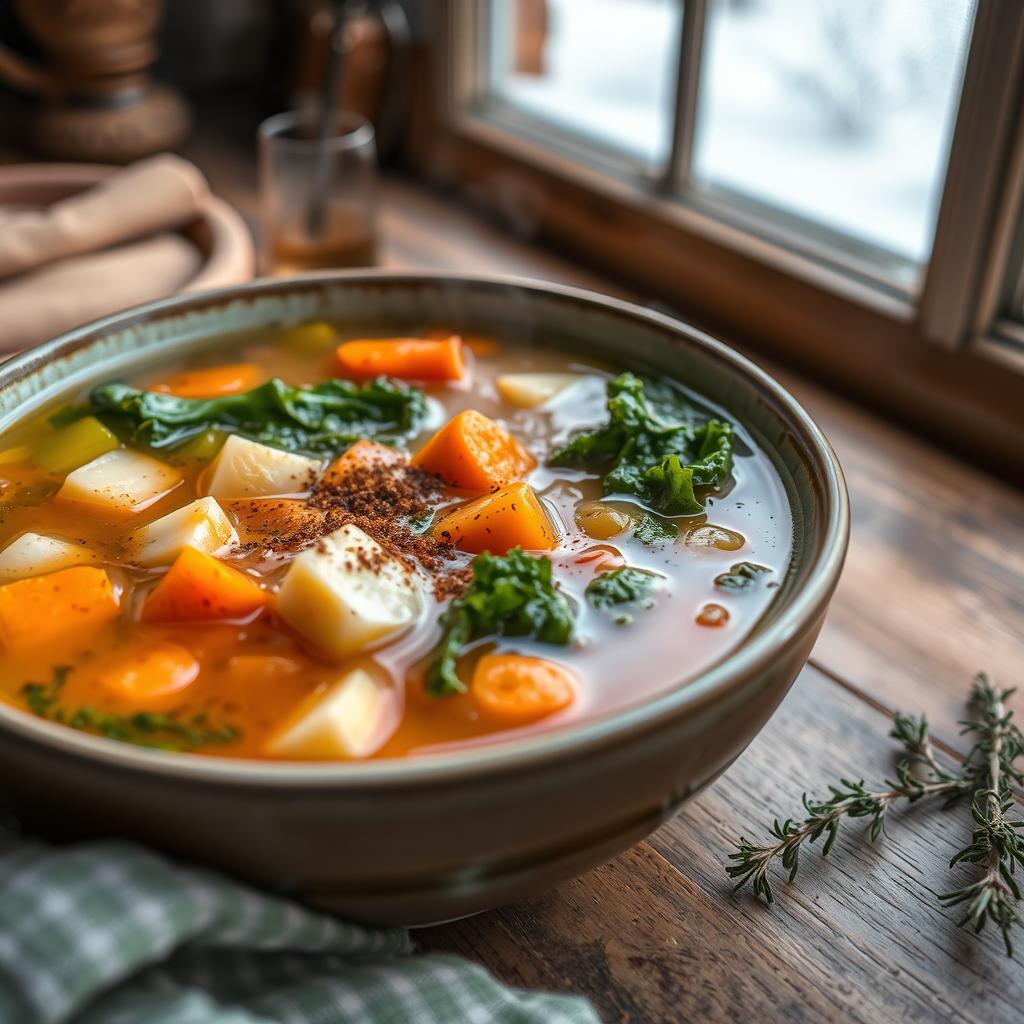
xmin=0 ymin=325 xmax=791 ymax=760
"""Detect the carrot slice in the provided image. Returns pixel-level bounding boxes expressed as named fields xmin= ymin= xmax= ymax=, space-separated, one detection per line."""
xmin=424 ymin=328 xmax=498 ymax=357
xmin=0 ymin=566 xmax=119 ymax=655
xmin=433 ymin=481 xmax=557 ymax=554
xmin=97 ymin=641 xmax=199 ymax=703
xmin=320 ymin=439 xmax=406 ymax=489
xmin=411 ymin=410 xmax=536 ymax=491
xmin=471 ymin=653 xmax=576 ymax=723
xmin=148 ymin=363 xmax=263 ymax=398
xmin=142 ymin=547 xmax=267 ymax=623
xmin=335 ymin=337 xmax=466 ymax=382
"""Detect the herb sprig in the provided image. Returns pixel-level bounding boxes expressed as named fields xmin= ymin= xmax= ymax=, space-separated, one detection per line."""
xmin=728 ymin=673 xmax=1024 ymax=955
xmin=22 ymin=666 xmax=238 ymax=753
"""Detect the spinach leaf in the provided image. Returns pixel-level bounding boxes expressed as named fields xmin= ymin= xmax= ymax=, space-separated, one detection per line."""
xmin=88 ymin=376 xmax=428 ymax=458
xmin=21 ymin=666 xmax=238 ymax=752
xmin=632 ymin=513 xmax=679 ymax=545
xmin=586 ymin=566 xmax=659 ymax=611
xmin=714 ymin=561 xmax=771 ymax=591
xmin=426 ymin=548 xmax=575 ymax=696
xmin=548 ymin=372 xmax=733 ymax=518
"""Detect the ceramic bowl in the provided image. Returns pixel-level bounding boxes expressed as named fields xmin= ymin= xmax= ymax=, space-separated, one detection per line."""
xmin=0 ymin=272 xmax=848 ymax=925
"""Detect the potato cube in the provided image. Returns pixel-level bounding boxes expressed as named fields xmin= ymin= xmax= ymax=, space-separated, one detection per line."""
xmin=495 ymin=373 xmax=581 ymax=408
xmin=275 ymin=523 xmax=422 ymax=659
xmin=204 ymin=435 xmax=322 ymax=500
xmin=132 ymin=497 xmax=238 ymax=566
xmin=265 ymin=665 xmax=396 ymax=759
xmin=0 ymin=533 xmax=94 ymax=581
xmin=57 ymin=449 xmax=183 ymax=516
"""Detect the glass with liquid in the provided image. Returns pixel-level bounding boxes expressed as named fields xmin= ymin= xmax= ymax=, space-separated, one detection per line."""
xmin=258 ymin=109 xmax=378 ymax=274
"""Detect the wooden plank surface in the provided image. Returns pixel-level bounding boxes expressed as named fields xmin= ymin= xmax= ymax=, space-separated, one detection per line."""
xmin=420 ymin=666 xmax=1023 ymax=1022
xmin=179 ymin=134 xmax=1024 ymax=1020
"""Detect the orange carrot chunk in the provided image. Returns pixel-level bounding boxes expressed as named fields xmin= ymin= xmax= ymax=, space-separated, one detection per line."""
xmin=471 ymin=653 xmax=576 ymax=724
xmin=0 ymin=566 xmax=119 ymax=655
xmin=97 ymin=641 xmax=200 ymax=703
xmin=433 ymin=481 xmax=557 ymax=554
xmin=320 ymin=439 xmax=406 ymax=489
xmin=412 ymin=409 xmax=536 ymax=491
xmin=147 ymin=363 xmax=263 ymax=398
xmin=142 ymin=547 xmax=268 ymax=623
xmin=424 ymin=327 xmax=499 ymax=357
xmin=335 ymin=337 xmax=466 ymax=382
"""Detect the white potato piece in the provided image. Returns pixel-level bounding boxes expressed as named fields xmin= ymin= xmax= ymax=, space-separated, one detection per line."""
xmin=275 ymin=523 xmax=422 ymax=660
xmin=265 ymin=665 xmax=396 ymax=759
xmin=133 ymin=497 xmax=238 ymax=566
xmin=0 ymin=533 xmax=94 ymax=581
xmin=495 ymin=372 xmax=581 ymax=408
xmin=204 ymin=435 xmax=322 ymax=500
xmin=57 ymin=449 xmax=182 ymax=516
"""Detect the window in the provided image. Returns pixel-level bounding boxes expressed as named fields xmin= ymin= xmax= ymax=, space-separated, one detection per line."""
xmin=426 ymin=0 xmax=1024 ymax=474
xmin=693 ymin=0 xmax=974 ymax=270
xmin=487 ymin=0 xmax=682 ymax=166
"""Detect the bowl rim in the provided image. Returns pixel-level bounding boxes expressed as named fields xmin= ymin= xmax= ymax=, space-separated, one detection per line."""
xmin=0 ymin=270 xmax=849 ymax=788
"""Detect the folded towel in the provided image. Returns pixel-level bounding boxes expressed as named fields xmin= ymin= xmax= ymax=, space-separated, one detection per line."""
xmin=0 ymin=832 xmax=598 ymax=1024
xmin=0 ymin=235 xmax=202 ymax=352
xmin=0 ymin=156 xmax=209 ymax=280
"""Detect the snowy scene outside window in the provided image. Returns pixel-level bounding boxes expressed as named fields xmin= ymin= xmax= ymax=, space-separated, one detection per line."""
xmin=489 ymin=0 xmax=976 ymax=263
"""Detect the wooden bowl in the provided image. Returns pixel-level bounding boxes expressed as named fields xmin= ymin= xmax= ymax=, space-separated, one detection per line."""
xmin=0 ymin=272 xmax=848 ymax=925
xmin=0 ymin=162 xmax=253 ymax=293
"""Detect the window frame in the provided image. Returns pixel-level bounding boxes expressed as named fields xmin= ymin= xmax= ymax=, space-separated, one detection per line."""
xmin=416 ymin=0 xmax=1024 ymax=479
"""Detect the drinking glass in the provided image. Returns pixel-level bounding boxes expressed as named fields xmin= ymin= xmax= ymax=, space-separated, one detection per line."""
xmin=258 ymin=109 xmax=378 ymax=274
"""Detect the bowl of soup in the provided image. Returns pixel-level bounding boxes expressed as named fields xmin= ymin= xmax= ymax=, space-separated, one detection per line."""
xmin=0 ymin=272 xmax=847 ymax=924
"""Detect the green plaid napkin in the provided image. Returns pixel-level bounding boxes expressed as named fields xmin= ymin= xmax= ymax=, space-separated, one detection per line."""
xmin=0 ymin=833 xmax=598 ymax=1024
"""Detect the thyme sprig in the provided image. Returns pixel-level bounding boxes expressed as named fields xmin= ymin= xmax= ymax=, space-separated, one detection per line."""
xmin=939 ymin=678 xmax=1024 ymax=955
xmin=728 ymin=673 xmax=1024 ymax=955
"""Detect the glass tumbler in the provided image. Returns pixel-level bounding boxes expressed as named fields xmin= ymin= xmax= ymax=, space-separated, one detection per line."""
xmin=258 ymin=109 xmax=378 ymax=274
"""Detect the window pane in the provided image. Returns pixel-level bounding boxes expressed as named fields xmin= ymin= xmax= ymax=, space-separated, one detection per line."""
xmin=693 ymin=0 xmax=976 ymax=263
xmin=488 ymin=0 xmax=682 ymax=165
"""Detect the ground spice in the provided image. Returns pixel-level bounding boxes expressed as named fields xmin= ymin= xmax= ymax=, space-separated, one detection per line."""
xmin=235 ymin=448 xmax=471 ymax=600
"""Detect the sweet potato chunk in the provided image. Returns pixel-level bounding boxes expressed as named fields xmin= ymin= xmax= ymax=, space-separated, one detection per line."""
xmin=142 ymin=547 xmax=267 ymax=623
xmin=411 ymin=410 xmax=536 ymax=491
xmin=433 ymin=482 xmax=557 ymax=554
xmin=0 ymin=566 xmax=119 ymax=654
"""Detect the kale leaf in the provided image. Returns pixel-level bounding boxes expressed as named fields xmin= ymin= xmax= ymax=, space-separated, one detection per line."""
xmin=426 ymin=548 xmax=575 ymax=696
xmin=88 ymin=376 xmax=428 ymax=458
xmin=714 ymin=561 xmax=771 ymax=591
xmin=632 ymin=513 xmax=679 ymax=545
xmin=548 ymin=373 xmax=733 ymax=517
xmin=585 ymin=566 xmax=659 ymax=611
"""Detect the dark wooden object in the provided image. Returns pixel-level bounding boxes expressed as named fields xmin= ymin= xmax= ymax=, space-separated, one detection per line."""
xmin=0 ymin=0 xmax=189 ymax=162
xmin=98 ymin=125 xmax=1024 ymax=1020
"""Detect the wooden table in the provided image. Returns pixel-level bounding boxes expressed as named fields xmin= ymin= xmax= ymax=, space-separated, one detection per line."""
xmin=192 ymin=134 xmax=1024 ymax=1021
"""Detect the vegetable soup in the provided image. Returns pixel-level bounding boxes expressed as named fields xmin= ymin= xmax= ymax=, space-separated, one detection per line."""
xmin=0 ymin=325 xmax=791 ymax=760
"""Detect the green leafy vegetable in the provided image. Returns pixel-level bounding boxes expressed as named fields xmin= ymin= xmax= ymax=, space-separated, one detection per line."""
xmin=426 ymin=548 xmax=575 ymax=696
xmin=548 ymin=372 xmax=733 ymax=518
xmin=586 ymin=566 xmax=660 ymax=612
xmin=714 ymin=561 xmax=771 ymax=591
xmin=21 ymin=666 xmax=238 ymax=752
xmin=86 ymin=376 xmax=428 ymax=457
xmin=632 ymin=513 xmax=679 ymax=545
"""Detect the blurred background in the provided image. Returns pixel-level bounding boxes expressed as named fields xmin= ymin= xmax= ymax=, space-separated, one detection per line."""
xmin=0 ymin=0 xmax=1022 ymax=480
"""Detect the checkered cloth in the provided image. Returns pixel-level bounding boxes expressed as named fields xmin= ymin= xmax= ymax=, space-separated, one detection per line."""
xmin=0 ymin=834 xmax=598 ymax=1024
